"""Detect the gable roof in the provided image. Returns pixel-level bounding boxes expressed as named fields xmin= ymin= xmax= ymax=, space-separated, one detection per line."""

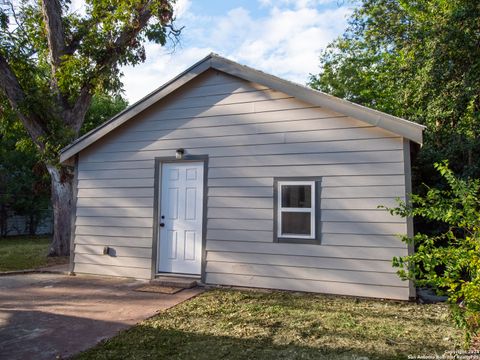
xmin=60 ymin=53 xmax=425 ymax=164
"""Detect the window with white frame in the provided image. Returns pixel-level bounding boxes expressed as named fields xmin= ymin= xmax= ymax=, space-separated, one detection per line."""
xmin=277 ymin=181 xmax=315 ymax=239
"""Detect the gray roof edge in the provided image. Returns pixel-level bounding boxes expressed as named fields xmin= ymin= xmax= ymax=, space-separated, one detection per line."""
xmin=60 ymin=53 xmax=425 ymax=163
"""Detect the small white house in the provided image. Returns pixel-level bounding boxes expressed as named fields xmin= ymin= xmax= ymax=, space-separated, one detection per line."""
xmin=60 ymin=54 xmax=425 ymax=300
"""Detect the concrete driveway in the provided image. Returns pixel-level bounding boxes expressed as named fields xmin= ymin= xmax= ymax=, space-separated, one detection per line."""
xmin=0 ymin=273 xmax=202 ymax=359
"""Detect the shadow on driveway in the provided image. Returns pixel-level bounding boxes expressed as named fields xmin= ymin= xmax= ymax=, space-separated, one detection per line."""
xmin=0 ymin=273 xmax=202 ymax=359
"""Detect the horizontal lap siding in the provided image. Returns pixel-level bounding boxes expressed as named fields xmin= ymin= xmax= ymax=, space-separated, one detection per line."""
xmin=80 ymin=138 xmax=403 ymax=163
xmin=74 ymin=263 xmax=151 ymax=279
xmin=208 ymin=185 xmax=405 ymax=198
xmin=206 ymin=241 xmax=408 ymax=259
xmin=76 ymin=216 xmax=153 ymax=227
xmin=207 ymin=252 xmax=397 ymax=272
xmin=205 ymin=274 xmax=409 ymax=300
xmin=88 ymin=127 xmax=396 ymax=154
xmin=76 ymin=197 xmax=153 ymax=207
xmin=206 ymin=262 xmax=402 ymax=287
xmin=74 ymin=70 xmax=409 ymax=298
xmin=76 ymin=207 xmax=153 ymax=218
xmin=208 ymin=163 xmax=404 ymax=178
xmin=209 ymin=150 xmax=403 ymax=167
xmin=207 ymin=175 xmax=406 ymax=188
xmin=76 ymin=225 xmax=152 ymax=237
xmin=77 ymin=178 xmax=154 ymax=189
xmin=107 ymin=117 xmax=375 ymax=143
xmin=75 ymin=236 xmax=152 ymax=248
xmin=74 ymin=243 xmax=152 ymax=279
xmin=74 ymin=148 xmax=154 ymax=277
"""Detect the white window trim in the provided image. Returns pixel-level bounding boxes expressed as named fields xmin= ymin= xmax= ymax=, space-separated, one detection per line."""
xmin=277 ymin=181 xmax=315 ymax=239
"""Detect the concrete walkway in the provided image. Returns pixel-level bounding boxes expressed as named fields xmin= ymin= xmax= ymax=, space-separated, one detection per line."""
xmin=0 ymin=273 xmax=203 ymax=359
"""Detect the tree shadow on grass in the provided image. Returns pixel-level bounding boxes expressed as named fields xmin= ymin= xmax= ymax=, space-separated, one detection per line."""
xmin=74 ymin=322 xmax=450 ymax=360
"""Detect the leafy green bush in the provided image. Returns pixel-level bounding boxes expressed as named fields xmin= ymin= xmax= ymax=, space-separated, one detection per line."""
xmin=384 ymin=161 xmax=480 ymax=345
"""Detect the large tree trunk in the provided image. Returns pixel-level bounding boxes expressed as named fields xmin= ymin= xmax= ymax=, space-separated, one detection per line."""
xmin=46 ymin=164 xmax=73 ymax=256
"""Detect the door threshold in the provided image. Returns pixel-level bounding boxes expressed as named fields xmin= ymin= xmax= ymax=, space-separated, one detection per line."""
xmin=155 ymin=273 xmax=201 ymax=279
xmin=152 ymin=273 xmax=201 ymax=288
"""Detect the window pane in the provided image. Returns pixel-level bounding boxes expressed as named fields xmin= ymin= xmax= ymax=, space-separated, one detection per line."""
xmin=281 ymin=212 xmax=311 ymax=235
xmin=281 ymin=185 xmax=311 ymax=208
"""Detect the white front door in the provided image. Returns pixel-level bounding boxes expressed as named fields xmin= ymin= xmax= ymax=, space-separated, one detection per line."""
xmin=158 ymin=162 xmax=204 ymax=275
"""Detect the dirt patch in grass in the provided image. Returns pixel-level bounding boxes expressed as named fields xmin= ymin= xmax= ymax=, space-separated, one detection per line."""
xmin=0 ymin=236 xmax=68 ymax=272
xmin=75 ymin=288 xmax=462 ymax=359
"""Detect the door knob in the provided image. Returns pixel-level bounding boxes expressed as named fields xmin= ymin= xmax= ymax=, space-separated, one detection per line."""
xmin=160 ymin=223 xmax=165 ymax=227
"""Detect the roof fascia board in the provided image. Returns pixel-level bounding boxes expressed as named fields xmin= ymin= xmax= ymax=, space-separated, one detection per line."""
xmin=60 ymin=57 xmax=212 ymax=163
xmin=210 ymin=57 xmax=424 ymax=145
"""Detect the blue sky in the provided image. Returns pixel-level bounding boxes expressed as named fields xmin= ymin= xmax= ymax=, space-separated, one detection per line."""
xmin=120 ymin=0 xmax=354 ymax=103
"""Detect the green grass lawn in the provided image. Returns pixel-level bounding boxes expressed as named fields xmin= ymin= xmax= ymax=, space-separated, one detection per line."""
xmin=75 ymin=289 xmax=462 ymax=360
xmin=0 ymin=236 xmax=68 ymax=271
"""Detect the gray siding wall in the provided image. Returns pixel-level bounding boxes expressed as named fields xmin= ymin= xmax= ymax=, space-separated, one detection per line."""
xmin=74 ymin=70 xmax=410 ymax=299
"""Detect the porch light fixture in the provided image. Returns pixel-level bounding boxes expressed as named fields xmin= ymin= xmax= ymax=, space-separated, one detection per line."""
xmin=176 ymin=148 xmax=185 ymax=160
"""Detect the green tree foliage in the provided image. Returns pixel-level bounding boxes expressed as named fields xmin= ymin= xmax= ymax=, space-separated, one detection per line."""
xmin=309 ymin=0 xmax=480 ymax=187
xmin=384 ymin=162 xmax=480 ymax=344
xmin=0 ymin=100 xmax=49 ymax=236
xmin=0 ymin=0 xmax=177 ymax=255
xmin=310 ymin=0 xmax=480 ymax=343
xmin=82 ymin=94 xmax=128 ymax=135
xmin=0 ymin=92 xmax=128 ymax=236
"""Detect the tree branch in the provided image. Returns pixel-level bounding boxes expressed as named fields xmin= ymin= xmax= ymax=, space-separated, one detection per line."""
xmin=64 ymin=18 xmax=96 ymax=56
xmin=64 ymin=85 xmax=92 ymax=136
xmin=0 ymin=54 xmax=47 ymax=150
xmin=41 ymin=0 xmax=66 ymax=69
xmin=65 ymin=1 xmax=176 ymax=135
xmin=66 ymin=2 xmax=155 ymax=133
xmin=41 ymin=0 xmax=71 ymax=116
xmin=99 ymin=2 xmax=153 ymax=70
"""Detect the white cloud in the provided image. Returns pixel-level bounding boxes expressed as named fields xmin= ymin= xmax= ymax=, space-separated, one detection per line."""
xmin=173 ymin=0 xmax=191 ymax=19
xmin=68 ymin=0 xmax=87 ymax=16
xmin=258 ymin=0 xmax=344 ymax=9
xmin=120 ymin=46 xmax=213 ymax=103
xmin=121 ymin=1 xmax=353 ymax=103
xmin=230 ymin=6 xmax=352 ymax=83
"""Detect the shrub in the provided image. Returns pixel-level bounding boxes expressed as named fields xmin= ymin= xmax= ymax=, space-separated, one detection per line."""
xmin=384 ymin=161 xmax=480 ymax=345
